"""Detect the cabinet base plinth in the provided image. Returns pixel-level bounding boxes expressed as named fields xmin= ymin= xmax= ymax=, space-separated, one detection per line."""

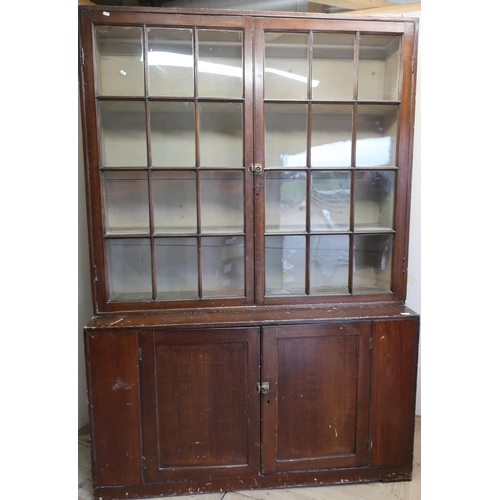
xmin=93 ymin=465 xmax=413 ymax=500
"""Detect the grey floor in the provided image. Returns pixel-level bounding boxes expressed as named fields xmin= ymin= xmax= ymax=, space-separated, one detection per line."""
xmin=78 ymin=417 xmax=420 ymax=500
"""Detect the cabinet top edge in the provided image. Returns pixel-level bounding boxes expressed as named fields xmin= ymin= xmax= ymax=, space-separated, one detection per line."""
xmin=84 ymin=304 xmax=419 ymax=331
xmin=77 ymin=5 xmax=420 ymax=26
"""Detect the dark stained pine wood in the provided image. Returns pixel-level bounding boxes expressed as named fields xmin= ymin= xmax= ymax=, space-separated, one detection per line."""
xmin=80 ymin=6 xmax=420 ymax=500
xmin=261 ymin=322 xmax=371 ymax=473
xmin=370 ymin=318 xmax=419 ymax=467
xmin=85 ymin=330 xmax=142 ymax=487
xmin=140 ymin=328 xmax=261 ymax=482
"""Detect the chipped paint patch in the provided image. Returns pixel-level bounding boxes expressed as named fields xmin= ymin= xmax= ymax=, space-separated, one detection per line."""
xmin=112 ymin=377 xmax=134 ymax=391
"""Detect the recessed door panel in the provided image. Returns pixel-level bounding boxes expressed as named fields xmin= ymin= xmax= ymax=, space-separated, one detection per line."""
xmin=261 ymin=322 xmax=371 ymax=473
xmin=141 ymin=328 xmax=260 ymax=483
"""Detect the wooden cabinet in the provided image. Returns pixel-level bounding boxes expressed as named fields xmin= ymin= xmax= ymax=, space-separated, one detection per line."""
xmin=261 ymin=323 xmax=371 ymax=473
xmin=79 ymin=5 xmax=419 ymax=499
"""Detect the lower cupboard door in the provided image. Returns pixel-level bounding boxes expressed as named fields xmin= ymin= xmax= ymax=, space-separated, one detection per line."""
xmin=261 ymin=322 xmax=371 ymax=474
xmin=140 ymin=328 xmax=261 ymax=483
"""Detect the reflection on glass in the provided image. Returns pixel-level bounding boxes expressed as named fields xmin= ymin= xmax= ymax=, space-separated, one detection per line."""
xmin=265 ymin=103 xmax=307 ymax=168
xmin=265 ymin=171 xmax=306 ymax=233
xmin=356 ymin=105 xmax=398 ymax=167
xmin=353 ymin=234 xmax=392 ymax=293
xmin=102 ymin=171 xmax=150 ymax=235
xmin=106 ymin=239 xmax=152 ymax=301
xmin=354 ymin=171 xmax=394 ymax=231
xmin=311 ymin=104 xmax=353 ymax=168
xmin=358 ymin=35 xmax=400 ymax=101
xmin=201 ymin=236 xmax=245 ymax=297
xmin=265 ymin=32 xmax=309 ymax=100
xmin=312 ymin=33 xmax=354 ymax=101
xmin=155 ymin=238 xmax=198 ymax=300
xmin=99 ymin=101 xmax=147 ymax=167
xmin=311 ymin=171 xmax=350 ymax=232
xmin=310 ymin=235 xmax=349 ymax=294
xmin=152 ymin=171 xmax=197 ymax=234
xmin=148 ymin=28 xmax=194 ymax=97
xmin=265 ymin=236 xmax=305 ymax=296
xmin=199 ymin=102 xmax=243 ymax=167
xmin=150 ymin=101 xmax=195 ymax=167
xmin=200 ymin=171 xmax=244 ymax=233
xmin=95 ymin=26 xmax=144 ymax=97
xmin=198 ymin=30 xmax=243 ymax=98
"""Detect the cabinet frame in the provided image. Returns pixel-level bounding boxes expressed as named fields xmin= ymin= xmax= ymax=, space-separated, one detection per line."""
xmin=79 ymin=6 xmax=420 ymax=500
xmin=79 ymin=6 xmax=419 ymax=314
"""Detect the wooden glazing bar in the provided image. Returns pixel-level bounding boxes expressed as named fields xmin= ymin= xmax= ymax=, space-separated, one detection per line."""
xmin=348 ymin=32 xmax=361 ymax=295
xmin=142 ymin=25 xmax=157 ymax=301
xmin=304 ymin=31 xmax=313 ymax=296
xmin=192 ymin=27 xmax=203 ymax=299
xmin=255 ymin=17 xmax=406 ymax=34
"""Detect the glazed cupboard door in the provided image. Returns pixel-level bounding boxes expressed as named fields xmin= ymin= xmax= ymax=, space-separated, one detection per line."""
xmin=80 ymin=10 xmax=417 ymax=313
xmin=140 ymin=328 xmax=261 ymax=483
xmin=261 ymin=322 xmax=371 ymax=473
xmin=253 ymin=18 xmax=417 ymax=306
xmin=79 ymin=10 xmax=255 ymax=313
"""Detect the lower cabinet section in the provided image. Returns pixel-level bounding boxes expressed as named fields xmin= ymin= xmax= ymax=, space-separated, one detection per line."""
xmin=84 ymin=313 xmax=419 ymax=500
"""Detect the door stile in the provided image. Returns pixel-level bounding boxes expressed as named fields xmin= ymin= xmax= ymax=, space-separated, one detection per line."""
xmin=243 ymin=16 xmax=256 ymax=305
xmin=253 ymin=19 xmax=266 ymax=305
xmin=260 ymin=326 xmax=278 ymax=473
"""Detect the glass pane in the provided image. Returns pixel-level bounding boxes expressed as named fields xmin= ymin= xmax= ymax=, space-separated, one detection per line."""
xmin=200 ymin=171 xmax=244 ymax=234
xmin=312 ymin=33 xmax=354 ymax=101
xmin=106 ymin=239 xmax=152 ymax=301
xmin=198 ymin=30 xmax=243 ymax=98
xmin=311 ymin=171 xmax=350 ymax=232
xmin=311 ymin=104 xmax=352 ymax=168
xmin=353 ymin=234 xmax=392 ymax=293
xmin=99 ymin=101 xmax=147 ymax=167
xmin=155 ymin=238 xmax=198 ymax=300
xmin=265 ymin=235 xmax=305 ymax=296
xmin=152 ymin=171 xmax=197 ymax=234
xmin=265 ymin=171 xmax=306 ymax=233
xmin=102 ymin=171 xmax=150 ymax=235
xmin=265 ymin=103 xmax=307 ymax=168
xmin=265 ymin=32 xmax=309 ymax=100
xmin=358 ymin=35 xmax=401 ymax=101
xmin=310 ymin=235 xmax=349 ymax=294
xmin=95 ymin=26 xmax=144 ymax=97
xmin=148 ymin=28 xmax=194 ymax=97
xmin=201 ymin=236 xmax=245 ymax=298
xmin=150 ymin=101 xmax=195 ymax=167
xmin=356 ymin=105 xmax=398 ymax=167
xmin=199 ymin=102 xmax=243 ymax=167
xmin=354 ymin=171 xmax=395 ymax=231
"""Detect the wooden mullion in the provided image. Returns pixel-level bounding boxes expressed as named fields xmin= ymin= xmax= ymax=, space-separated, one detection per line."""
xmin=348 ymin=32 xmax=361 ymax=295
xmin=142 ymin=24 xmax=157 ymax=301
xmin=193 ymin=27 xmax=203 ymax=300
xmin=305 ymin=30 xmax=313 ymax=296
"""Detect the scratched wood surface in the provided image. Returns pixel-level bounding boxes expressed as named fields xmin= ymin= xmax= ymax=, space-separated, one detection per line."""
xmin=78 ymin=417 xmax=420 ymax=500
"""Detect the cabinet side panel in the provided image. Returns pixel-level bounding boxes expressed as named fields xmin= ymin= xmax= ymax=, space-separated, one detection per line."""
xmin=85 ymin=330 xmax=142 ymax=486
xmin=370 ymin=319 xmax=419 ymax=466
